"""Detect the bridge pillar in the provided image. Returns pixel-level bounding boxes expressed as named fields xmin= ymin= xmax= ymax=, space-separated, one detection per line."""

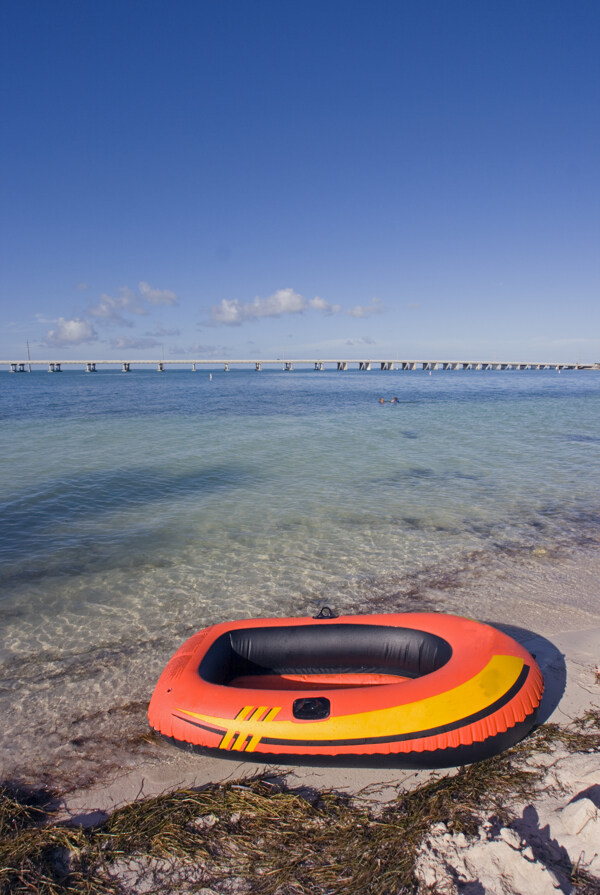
xmin=48 ymin=363 xmax=62 ymax=372
xmin=86 ymin=362 xmax=96 ymax=372
xmin=224 ymin=363 xmax=229 ymax=371
xmin=157 ymin=362 xmax=164 ymax=372
xmin=314 ymin=361 xmax=323 ymax=370
xmin=122 ymin=362 xmax=130 ymax=372
xmin=337 ymin=361 xmax=348 ymax=370
xmin=192 ymin=363 xmax=197 ymax=371
xmin=359 ymin=361 xmax=371 ymax=371
xmin=255 ymin=362 xmax=262 ymax=371
xmin=284 ymin=361 xmax=293 ymax=371
xmin=380 ymin=361 xmax=393 ymax=370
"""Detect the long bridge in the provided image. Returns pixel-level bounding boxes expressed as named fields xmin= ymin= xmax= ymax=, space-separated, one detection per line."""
xmin=2 ymin=358 xmax=599 ymax=373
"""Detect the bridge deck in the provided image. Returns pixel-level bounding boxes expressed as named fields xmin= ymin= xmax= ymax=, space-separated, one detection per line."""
xmin=2 ymin=359 xmax=598 ymax=372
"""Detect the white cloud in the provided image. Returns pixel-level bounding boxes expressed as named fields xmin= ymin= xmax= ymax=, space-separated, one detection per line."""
xmin=211 ymin=298 xmax=246 ymax=325
xmin=139 ymin=281 xmax=178 ymax=306
xmin=211 ymin=288 xmax=307 ymax=325
xmin=254 ymin=288 xmax=306 ymax=317
xmin=37 ymin=280 xmax=179 ymax=353
xmin=45 ymin=317 xmax=98 ymax=347
xmin=89 ymin=288 xmax=145 ymax=324
xmin=210 ymin=288 xmax=344 ymax=326
xmin=309 ymin=296 xmax=342 ymax=315
xmin=347 ymin=297 xmax=385 ymax=318
xmin=88 ymin=282 xmax=178 ymax=326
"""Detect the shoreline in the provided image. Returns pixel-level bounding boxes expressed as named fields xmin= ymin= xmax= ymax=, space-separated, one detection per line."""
xmin=2 ymin=544 xmax=599 ymax=893
xmin=4 ymin=540 xmax=600 ymax=800
xmin=3 ymin=534 xmax=600 ymax=791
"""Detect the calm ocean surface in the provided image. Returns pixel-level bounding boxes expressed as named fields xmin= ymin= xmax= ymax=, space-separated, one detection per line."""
xmin=1 ymin=368 xmax=600 ymax=785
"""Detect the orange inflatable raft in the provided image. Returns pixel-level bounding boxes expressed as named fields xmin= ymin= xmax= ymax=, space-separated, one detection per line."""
xmin=148 ymin=610 xmax=543 ymax=767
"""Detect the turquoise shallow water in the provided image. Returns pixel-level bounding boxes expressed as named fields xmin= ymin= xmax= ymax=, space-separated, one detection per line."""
xmin=1 ymin=368 xmax=600 ymax=784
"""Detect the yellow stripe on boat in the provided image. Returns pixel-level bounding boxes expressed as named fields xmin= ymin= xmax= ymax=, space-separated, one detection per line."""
xmin=178 ymin=654 xmax=523 ymax=743
xmin=219 ymin=729 xmax=236 ymax=749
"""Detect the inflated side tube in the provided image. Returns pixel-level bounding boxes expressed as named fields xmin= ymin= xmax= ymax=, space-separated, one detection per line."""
xmin=148 ymin=612 xmax=544 ymax=767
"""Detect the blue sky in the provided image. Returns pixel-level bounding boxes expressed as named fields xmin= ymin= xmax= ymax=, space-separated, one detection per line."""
xmin=1 ymin=0 xmax=598 ymax=362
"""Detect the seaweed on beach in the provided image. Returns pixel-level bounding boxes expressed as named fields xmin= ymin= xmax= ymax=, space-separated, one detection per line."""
xmin=1 ymin=712 xmax=599 ymax=895
xmin=528 ymin=709 xmax=600 ymax=755
xmin=0 ymin=784 xmax=118 ymax=894
xmin=0 ymin=761 xmax=544 ymax=895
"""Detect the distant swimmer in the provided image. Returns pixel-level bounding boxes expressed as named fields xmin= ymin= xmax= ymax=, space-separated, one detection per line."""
xmin=391 ymin=397 xmax=399 ymax=404
xmin=379 ymin=397 xmax=385 ymax=404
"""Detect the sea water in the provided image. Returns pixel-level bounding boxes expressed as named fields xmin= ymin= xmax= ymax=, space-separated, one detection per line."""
xmin=1 ymin=368 xmax=599 ymax=785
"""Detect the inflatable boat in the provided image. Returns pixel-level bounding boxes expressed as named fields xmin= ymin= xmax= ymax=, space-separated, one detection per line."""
xmin=148 ymin=610 xmax=543 ymax=767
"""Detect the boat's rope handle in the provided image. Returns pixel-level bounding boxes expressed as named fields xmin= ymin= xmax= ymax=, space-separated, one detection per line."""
xmin=313 ymin=606 xmax=338 ymax=619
